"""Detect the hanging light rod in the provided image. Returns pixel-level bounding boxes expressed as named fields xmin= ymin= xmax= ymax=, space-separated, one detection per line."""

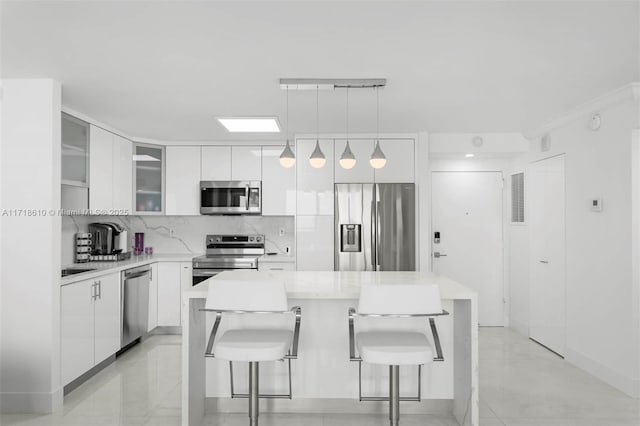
xmin=279 ymin=78 xmax=386 ymax=91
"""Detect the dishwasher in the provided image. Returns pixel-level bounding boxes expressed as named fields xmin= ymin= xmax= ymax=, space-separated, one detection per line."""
xmin=119 ymin=265 xmax=151 ymax=353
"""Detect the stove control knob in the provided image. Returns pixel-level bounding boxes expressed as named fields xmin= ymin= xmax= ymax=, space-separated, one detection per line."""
xmin=249 ymin=236 xmax=255 ymax=242
xmin=256 ymin=236 xmax=262 ymax=242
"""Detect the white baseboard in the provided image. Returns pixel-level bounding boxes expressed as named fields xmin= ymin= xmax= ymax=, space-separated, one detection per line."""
xmin=0 ymin=388 xmax=63 ymax=414
xmin=564 ymin=348 xmax=640 ymax=398
xmin=508 ymin=319 xmax=528 ymax=337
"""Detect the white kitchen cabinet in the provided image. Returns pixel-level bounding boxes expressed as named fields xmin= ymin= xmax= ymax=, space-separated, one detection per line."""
xmin=373 ymin=139 xmax=415 ymax=183
xmin=262 ymin=146 xmax=296 ymax=216
xmin=89 ymin=125 xmax=114 ymax=211
xmin=112 ymin=134 xmax=133 ymax=213
xmin=61 ymin=278 xmax=94 ymax=386
xmin=133 ymin=143 xmax=165 ymax=214
xmin=258 ymin=261 xmax=296 ymax=272
xmin=180 ymin=262 xmax=192 ymax=294
xmin=296 ymin=139 xmax=335 ymax=215
xmin=231 ymin=146 xmax=262 ymax=181
xmin=93 ymin=273 xmax=121 ymax=364
xmin=148 ymin=263 xmax=158 ymax=332
xmin=157 ymin=262 xmax=182 ymax=327
xmin=61 ymin=271 xmax=121 ymax=386
xmin=166 ymin=146 xmax=201 ymax=215
xmin=296 ymin=215 xmax=334 ymax=271
xmin=89 ymin=125 xmax=133 ymax=213
xmin=334 ymin=139 xmax=375 ymax=183
xmin=201 ymin=146 xmax=231 ymax=180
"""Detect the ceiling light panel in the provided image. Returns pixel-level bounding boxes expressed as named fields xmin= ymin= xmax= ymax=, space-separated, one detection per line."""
xmin=216 ymin=117 xmax=281 ymax=133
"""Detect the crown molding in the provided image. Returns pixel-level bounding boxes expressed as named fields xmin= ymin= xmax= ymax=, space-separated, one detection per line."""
xmin=525 ymin=83 xmax=640 ymax=139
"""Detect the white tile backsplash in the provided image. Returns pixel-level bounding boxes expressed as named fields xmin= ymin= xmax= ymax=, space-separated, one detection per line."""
xmin=61 ymin=215 xmax=295 ymax=265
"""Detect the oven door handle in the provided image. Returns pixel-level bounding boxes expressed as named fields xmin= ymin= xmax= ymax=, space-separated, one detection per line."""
xmin=193 ymin=269 xmax=228 ymax=277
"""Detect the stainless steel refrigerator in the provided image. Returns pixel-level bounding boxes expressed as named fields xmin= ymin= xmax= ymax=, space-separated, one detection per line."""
xmin=335 ymin=183 xmax=416 ymax=271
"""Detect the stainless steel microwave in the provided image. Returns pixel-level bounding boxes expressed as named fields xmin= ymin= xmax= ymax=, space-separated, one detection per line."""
xmin=200 ymin=181 xmax=261 ymax=215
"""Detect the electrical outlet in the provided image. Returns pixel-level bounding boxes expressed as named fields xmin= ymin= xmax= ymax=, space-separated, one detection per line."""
xmin=279 ymin=228 xmax=285 ymax=236
xmin=285 ymin=246 xmax=290 ymax=254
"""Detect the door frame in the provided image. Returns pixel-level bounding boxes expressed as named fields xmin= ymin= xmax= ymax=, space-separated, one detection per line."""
xmin=430 ymin=170 xmax=507 ymax=326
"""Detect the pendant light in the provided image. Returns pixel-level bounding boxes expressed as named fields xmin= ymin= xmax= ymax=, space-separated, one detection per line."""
xmin=309 ymin=85 xmax=326 ymax=168
xmin=339 ymin=88 xmax=356 ymax=169
xmin=370 ymin=86 xmax=387 ymax=169
xmin=279 ymin=87 xmax=296 ymax=168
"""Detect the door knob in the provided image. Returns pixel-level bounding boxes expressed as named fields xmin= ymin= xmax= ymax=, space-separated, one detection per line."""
xmin=433 ymin=252 xmax=447 ymax=258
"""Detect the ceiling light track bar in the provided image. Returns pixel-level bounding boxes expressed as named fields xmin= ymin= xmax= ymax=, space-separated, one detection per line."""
xmin=280 ymin=78 xmax=386 ymax=91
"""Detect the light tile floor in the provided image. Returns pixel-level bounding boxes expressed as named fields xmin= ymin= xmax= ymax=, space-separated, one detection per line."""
xmin=2 ymin=329 xmax=639 ymax=425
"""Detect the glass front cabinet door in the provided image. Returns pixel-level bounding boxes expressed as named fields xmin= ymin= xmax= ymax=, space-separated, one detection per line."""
xmin=133 ymin=143 xmax=165 ymax=214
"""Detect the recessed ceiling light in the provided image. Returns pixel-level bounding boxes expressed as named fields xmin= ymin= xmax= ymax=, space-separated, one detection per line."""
xmin=465 ymin=153 xmax=475 ymax=158
xmin=215 ymin=117 xmax=281 ymax=133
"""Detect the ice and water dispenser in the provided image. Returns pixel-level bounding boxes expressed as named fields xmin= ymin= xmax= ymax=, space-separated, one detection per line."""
xmin=340 ymin=224 xmax=362 ymax=252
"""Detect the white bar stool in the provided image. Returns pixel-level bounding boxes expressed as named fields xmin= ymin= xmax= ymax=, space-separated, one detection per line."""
xmin=348 ymin=284 xmax=448 ymax=426
xmin=203 ymin=279 xmax=302 ymax=426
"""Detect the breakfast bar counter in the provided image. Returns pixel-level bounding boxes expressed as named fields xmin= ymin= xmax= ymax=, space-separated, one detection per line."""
xmin=181 ymin=271 xmax=478 ymax=426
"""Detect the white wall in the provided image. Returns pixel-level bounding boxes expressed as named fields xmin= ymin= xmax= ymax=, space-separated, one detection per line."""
xmin=0 ymin=79 xmax=62 ymax=413
xmin=508 ymin=91 xmax=640 ymax=396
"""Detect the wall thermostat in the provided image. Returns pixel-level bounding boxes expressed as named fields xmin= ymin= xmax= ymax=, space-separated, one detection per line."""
xmin=589 ymin=113 xmax=602 ymax=131
xmin=591 ymin=198 xmax=603 ymax=212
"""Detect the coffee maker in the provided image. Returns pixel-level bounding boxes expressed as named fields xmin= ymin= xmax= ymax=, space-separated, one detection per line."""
xmin=88 ymin=222 xmax=129 ymax=255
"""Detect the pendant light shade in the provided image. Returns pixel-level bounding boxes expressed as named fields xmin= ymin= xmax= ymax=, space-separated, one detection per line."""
xmin=370 ymin=140 xmax=387 ymax=169
xmin=370 ymin=87 xmax=386 ymax=169
xmin=309 ymin=140 xmax=326 ymax=168
xmin=309 ymin=85 xmax=326 ymax=168
xmin=339 ymin=88 xmax=357 ymax=170
xmin=339 ymin=141 xmax=356 ymax=169
xmin=279 ymin=139 xmax=295 ymax=168
xmin=279 ymin=87 xmax=296 ymax=168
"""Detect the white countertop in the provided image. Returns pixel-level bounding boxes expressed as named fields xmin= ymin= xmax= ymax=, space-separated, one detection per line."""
xmin=61 ymin=253 xmax=200 ymax=286
xmin=184 ymin=270 xmax=477 ymax=300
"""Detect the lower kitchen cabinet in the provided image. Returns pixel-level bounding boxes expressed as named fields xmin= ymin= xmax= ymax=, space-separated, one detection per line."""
xmin=61 ymin=272 xmax=121 ymax=386
xmin=157 ymin=262 xmax=191 ymax=327
xmin=93 ymin=273 xmax=121 ymax=364
xmin=258 ymin=261 xmax=296 ymax=272
xmin=148 ymin=263 xmax=158 ymax=332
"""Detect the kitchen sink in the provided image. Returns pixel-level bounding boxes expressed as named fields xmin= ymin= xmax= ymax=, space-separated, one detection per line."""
xmin=61 ymin=267 xmax=96 ymax=277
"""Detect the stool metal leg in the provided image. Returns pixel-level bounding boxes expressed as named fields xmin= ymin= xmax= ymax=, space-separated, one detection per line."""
xmin=389 ymin=365 xmax=400 ymax=426
xmin=249 ymin=362 xmax=259 ymax=426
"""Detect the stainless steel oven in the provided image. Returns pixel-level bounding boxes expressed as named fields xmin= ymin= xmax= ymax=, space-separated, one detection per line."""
xmin=200 ymin=181 xmax=261 ymax=215
xmin=192 ymin=234 xmax=264 ymax=285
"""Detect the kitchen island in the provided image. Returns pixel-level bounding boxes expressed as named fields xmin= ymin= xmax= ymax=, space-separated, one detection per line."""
xmin=181 ymin=271 xmax=478 ymax=426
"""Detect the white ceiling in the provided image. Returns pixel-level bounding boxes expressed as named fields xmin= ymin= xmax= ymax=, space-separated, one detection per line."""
xmin=1 ymin=1 xmax=638 ymax=142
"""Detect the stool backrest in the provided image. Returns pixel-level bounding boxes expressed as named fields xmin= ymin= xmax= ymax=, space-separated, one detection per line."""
xmin=358 ymin=284 xmax=442 ymax=315
xmin=205 ymin=279 xmax=288 ymax=312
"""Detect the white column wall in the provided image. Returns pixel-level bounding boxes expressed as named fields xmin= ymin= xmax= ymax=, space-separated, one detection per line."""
xmin=508 ymin=96 xmax=640 ymax=397
xmin=0 ymin=79 xmax=62 ymax=413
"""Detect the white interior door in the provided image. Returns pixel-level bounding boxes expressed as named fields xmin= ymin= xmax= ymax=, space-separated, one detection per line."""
xmin=528 ymin=155 xmax=566 ymax=356
xmin=431 ymin=171 xmax=504 ymax=326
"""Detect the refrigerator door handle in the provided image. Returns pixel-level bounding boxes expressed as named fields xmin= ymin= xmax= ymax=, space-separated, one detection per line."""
xmin=376 ymin=200 xmax=381 ymax=268
xmin=370 ymin=200 xmax=376 ymax=268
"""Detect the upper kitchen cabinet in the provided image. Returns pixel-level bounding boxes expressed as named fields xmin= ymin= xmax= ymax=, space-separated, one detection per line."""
xmin=296 ymin=139 xmax=334 ymax=215
xmin=201 ymin=146 xmax=262 ymax=181
xmin=112 ymin=134 xmax=133 ymax=213
xmin=201 ymin=146 xmax=231 ymax=180
xmin=262 ymin=146 xmax=295 ymax=216
xmin=62 ymin=113 xmax=89 ymax=187
xmin=62 ymin=114 xmax=90 ymax=210
xmin=89 ymin=126 xmax=113 ymax=211
xmin=133 ymin=143 xmax=165 ymax=214
xmin=373 ymin=139 xmax=415 ymax=183
xmin=166 ymin=146 xmax=200 ymax=215
xmin=231 ymin=146 xmax=261 ymax=181
xmin=89 ymin=125 xmax=133 ymax=213
xmin=334 ymin=139 xmax=375 ymax=183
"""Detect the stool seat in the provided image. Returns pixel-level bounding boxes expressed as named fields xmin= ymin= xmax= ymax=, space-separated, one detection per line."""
xmin=214 ymin=329 xmax=293 ymax=362
xmin=357 ymin=331 xmax=433 ymax=365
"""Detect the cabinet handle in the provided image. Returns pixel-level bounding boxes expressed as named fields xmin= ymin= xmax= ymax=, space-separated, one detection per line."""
xmin=270 ymin=268 xmax=284 ymax=271
xmin=97 ymin=280 xmax=102 ymax=299
xmin=150 ymin=268 xmax=153 ymax=281
xmin=91 ymin=282 xmax=97 ymax=300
